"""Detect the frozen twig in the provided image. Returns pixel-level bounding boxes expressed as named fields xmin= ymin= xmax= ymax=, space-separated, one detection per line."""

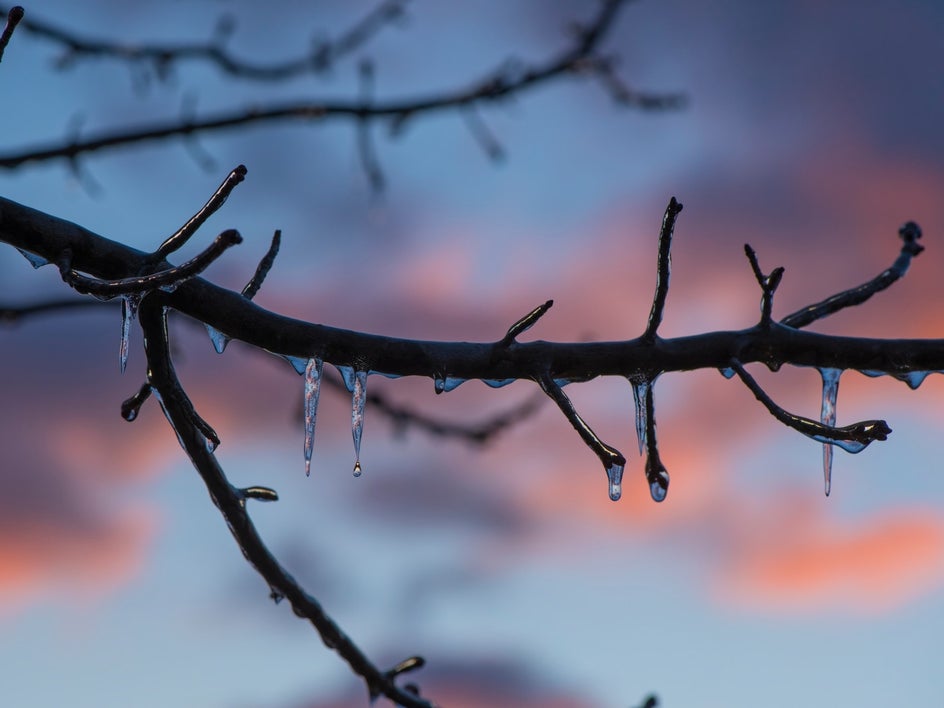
xmin=743 ymin=244 xmax=784 ymax=327
xmin=0 ymin=4 xmax=23 ymax=62
xmin=642 ymin=196 xmax=683 ymax=341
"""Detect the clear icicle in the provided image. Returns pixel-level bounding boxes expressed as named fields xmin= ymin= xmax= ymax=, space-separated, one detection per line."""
xmin=204 ymin=324 xmax=230 ymax=354
xmin=119 ymin=294 xmax=140 ymax=374
xmin=629 ymin=376 xmax=650 ymax=455
xmin=351 ymin=369 xmax=368 ymax=476
xmin=819 ymin=367 xmax=842 ymax=497
xmin=434 ymin=376 xmax=446 ymax=394
xmin=606 ymin=463 xmax=624 ymax=502
xmin=16 ymin=248 xmax=49 ymax=269
xmin=303 ymin=357 xmax=324 ymax=477
xmin=284 ymin=355 xmax=309 ymax=376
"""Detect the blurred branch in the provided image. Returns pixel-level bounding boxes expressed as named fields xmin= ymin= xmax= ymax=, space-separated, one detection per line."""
xmin=0 ymin=0 xmax=409 ymax=80
xmin=0 ymin=0 xmax=685 ymax=172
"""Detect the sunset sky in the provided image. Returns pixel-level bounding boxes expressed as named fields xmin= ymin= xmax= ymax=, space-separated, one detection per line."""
xmin=1 ymin=1 xmax=943 ymax=707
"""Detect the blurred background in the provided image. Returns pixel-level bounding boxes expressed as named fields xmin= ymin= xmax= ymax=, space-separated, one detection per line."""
xmin=0 ymin=1 xmax=943 ymax=706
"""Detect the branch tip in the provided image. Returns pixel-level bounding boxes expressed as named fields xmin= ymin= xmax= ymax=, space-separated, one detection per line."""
xmin=242 ymin=486 xmax=279 ymax=502
xmin=642 ymin=197 xmax=683 ymax=341
xmin=501 ymin=299 xmax=553 ymax=345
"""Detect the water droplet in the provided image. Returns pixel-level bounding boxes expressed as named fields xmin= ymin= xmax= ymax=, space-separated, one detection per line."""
xmin=119 ymin=294 xmax=140 ymax=374
xmin=16 ymin=248 xmax=48 ymax=269
xmin=819 ymin=367 xmax=842 ymax=496
xmin=859 ymin=369 xmax=884 ymax=378
xmin=303 ymin=357 xmax=324 ymax=477
xmin=284 ymin=355 xmax=309 ymax=376
xmin=204 ymin=324 xmax=230 ymax=354
xmin=719 ymin=367 xmax=735 ymax=379
xmin=483 ymin=378 xmax=515 ymax=388
xmin=606 ymin=463 xmax=624 ymax=501
xmin=629 ymin=376 xmax=650 ymax=455
xmin=434 ymin=376 xmax=446 ymax=394
xmin=351 ymin=369 xmax=368 ymax=474
xmin=647 ymin=465 xmax=669 ymax=502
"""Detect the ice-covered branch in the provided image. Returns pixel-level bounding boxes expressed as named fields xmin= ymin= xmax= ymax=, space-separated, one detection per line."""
xmin=0 ymin=1 xmax=684 ymax=172
xmin=136 ymin=296 xmax=434 ymax=708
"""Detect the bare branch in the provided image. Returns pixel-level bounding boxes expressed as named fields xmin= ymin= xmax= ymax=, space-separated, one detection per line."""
xmin=241 ymin=229 xmax=281 ymax=300
xmin=500 ymin=299 xmax=553 ymax=347
xmin=743 ymin=244 xmax=784 ymax=327
xmin=0 ymin=0 xmax=409 ymax=81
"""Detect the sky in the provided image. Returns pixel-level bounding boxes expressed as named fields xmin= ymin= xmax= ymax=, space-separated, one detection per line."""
xmin=0 ymin=1 xmax=943 ymax=706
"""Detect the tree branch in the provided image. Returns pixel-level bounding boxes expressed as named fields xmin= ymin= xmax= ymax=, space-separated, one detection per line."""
xmin=0 ymin=1 xmax=684 ymax=171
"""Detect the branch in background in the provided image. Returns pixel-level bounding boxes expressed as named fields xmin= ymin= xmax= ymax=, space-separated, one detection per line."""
xmin=0 ymin=4 xmax=22 ymax=62
xmin=0 ymin=0 xmax=409 ymax=81
xmin=0 ymin=0 xmax=685 ymax=174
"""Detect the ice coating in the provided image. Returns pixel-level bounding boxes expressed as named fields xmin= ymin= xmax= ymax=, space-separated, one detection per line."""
xmin=629 ymin=376 xmax=650 ymax=455
xmin=303 ymin=357 xmax=324 ymax=477
xmin=119 ymin=294 xmax=140 ymax=374
xmin=204 ymin=324 xmax=230 ymax=354
xmin=819 ymin=367 xmax=842 ymax=496
xmin=606 ymin=463 xmax=624 ymax=501
xmin=351 ymin=369 xmax=368 ymax=475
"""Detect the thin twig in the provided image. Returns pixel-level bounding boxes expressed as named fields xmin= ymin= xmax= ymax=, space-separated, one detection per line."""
xmin=155 ymin=165 xmax=246 ymax=259
xmin=61 ymin=229 xmax=242 ymax=298
xmin=642 ymin=196 xmax=683 ymax=341
xmin=730 ymin=360 xmax=891 ymax=451
xmin=743 ymin=244 xmax=784 ymax=327
xmin=500 ymin=299 xmax=553 ymax=347
xmin=0 ymin=5 xmax=23 ymax=62
xmin=0 ymin=1 xmax=683 ymax=171
xmin=241 ymin=229 xmax=281 ymax=300
xmin=0 ymin=0 xmax=409 ymax=80
xmin=781 ymin=221 xmax=923 ymax=329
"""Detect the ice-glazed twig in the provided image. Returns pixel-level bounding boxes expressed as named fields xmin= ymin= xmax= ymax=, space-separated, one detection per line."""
xmin=0 ymin=5 xmax=23 ymax=62
xmin=500 ymin=299 xmax=553 ymax=346
xmin=155 ymin=165 xmax=247 ymax=259
xmin=539 ymin=373 xmax=626 ymax=501
xmin=781 ymin=221 xmax=923 ymax=329
xmin=642 ymin=196 xmax=683 ymax=342
xmin=242 ymin=229 xmax=281 ymax=300
xmin=240 ymin=486 xmax=279 ymax=503
xmin=730 ymin=360 xmax=891 ymax=451
xmin=136 ymin=297 xmax=432 ymax=708
xmin=743 ymin=244 xmax=784 ymax=327
xmin=62 ymin=229 xmax=242 ymax=298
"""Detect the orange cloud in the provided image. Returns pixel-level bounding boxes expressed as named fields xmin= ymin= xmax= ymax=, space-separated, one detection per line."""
xmin=715 ymin=497 xmax=944 ymax=614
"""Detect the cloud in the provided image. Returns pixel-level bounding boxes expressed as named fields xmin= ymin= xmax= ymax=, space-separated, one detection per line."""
xmin=714 ymin=493 xmax=944 ymax=614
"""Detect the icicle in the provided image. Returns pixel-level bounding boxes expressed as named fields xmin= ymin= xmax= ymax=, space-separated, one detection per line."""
xmin=606 ymin=463 xmax=624 ymax=502
xmin=897 ymin=371 xmax=932 ymax=390
xmin=434 ymin=375 xmax=465 ymax=394
xmin=483 ymin=378 xmax=515 ymax=388
xmin=284 ymin=355 xmax=309 ymax=376
xmin=629 ymin=376 xmax=650 ymax=455
xmin=719 ymin=367 xmax=735 ymax=379
xmin=16 ymin=248 xmax=49 ymax=269
xmin=337 ymin=365 xmax=357 ymax=392
xmin=204 ymin=324 xmax=230 ymax=354
xmin=819 ymin=367 xmax=842 ymax=497
xmin=646 ymin=463 xmax=670 ymax=502
xmin=303 ymin=357 xmax=324 ymax=477
xmin=351 ymin=369 xmax=368 ymax=476
xmin=119 ymin=294 xmax=141 ymax=374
